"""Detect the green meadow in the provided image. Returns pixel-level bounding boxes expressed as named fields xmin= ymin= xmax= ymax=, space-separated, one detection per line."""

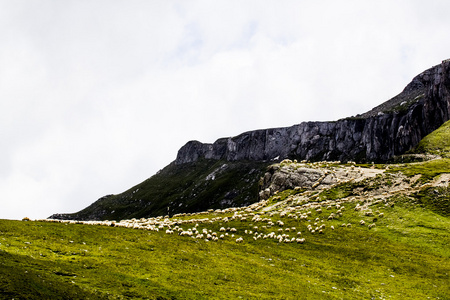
xmin=1 ymin=193 xmax=449 ymax=299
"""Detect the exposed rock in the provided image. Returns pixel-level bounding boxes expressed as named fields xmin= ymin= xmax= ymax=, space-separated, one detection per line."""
xmin=259 ymin=162 xmax=384 ymax=199
xmin=176 ymin=61 xmax=450 ymax=165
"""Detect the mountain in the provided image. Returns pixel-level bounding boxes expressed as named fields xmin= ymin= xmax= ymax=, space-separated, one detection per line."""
xmin=50 ymin=60 xmax=450 ymax=221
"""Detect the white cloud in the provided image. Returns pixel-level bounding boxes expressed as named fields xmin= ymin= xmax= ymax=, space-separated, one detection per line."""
xmin=1 ymin=0 xmax=450 ymax=219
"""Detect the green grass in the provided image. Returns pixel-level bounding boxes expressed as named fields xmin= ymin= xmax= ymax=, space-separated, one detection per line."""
xmin=1 ymin=198 xmax=449 ymax=299
xmin=412 ymin=120 xmax=450 ymax=157
xmin=411 ymin=186 xmax=450 ymax=217
xmin=387 ymin=158 xmax=450 ymax=182
xmin=385 ymin=119 xmax=450 ymax=181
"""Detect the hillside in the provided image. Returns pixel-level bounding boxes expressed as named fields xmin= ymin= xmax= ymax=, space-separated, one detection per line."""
xmin=1 ymin=203 xmax=449 ymax=299
xmin=412 ymin=119 xmax=450 ymax=157
xmin=3 ymin=117 xmax=450 ymax=298
xmin=51 ymin=160 xmax=270 ymax=221
xmin=50 ymin=60 xmax=450 ymax=221
xmin=2 ymin=142 xmax=450 ymax=298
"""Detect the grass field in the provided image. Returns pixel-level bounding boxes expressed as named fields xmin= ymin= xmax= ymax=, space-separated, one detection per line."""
xmin=1 ymin=194 xmax=449 ymax=299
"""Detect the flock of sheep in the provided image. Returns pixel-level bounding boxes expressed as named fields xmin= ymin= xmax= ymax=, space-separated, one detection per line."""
xmin=35 ymin=187 xmax=384 ymax=245
xmin=24 ymin=160 xmax=397 ymax=245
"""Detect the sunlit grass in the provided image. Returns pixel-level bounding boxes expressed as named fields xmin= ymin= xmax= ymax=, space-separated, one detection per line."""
xmin=1 ymin=197 xmax=449 ymax=299
xmin=413 ymin=120 xmax=450 ymax=157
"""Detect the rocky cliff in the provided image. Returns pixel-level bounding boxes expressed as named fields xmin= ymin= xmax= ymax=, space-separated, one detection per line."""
xmin=176 ymin=61 xmax=450 ymax=164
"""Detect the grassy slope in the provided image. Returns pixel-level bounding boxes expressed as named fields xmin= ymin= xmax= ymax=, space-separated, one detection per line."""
xmin=1 ymin=197 xmax=449 ymax=299
xmin=412 ymin=119 xmax=450 ymax=157
xmin=61 ymin=160 xmax=269 ymax=221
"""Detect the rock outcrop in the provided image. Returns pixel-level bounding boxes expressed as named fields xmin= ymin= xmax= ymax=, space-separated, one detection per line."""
xmin=258 ymin=160 xmax=385 ymax=200
xmin=176 ymin=61 xmax=450 ymax=164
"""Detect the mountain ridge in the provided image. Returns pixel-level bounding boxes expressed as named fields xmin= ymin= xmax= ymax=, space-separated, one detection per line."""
xmin=176 ymin=61 xmax=450 ymax=165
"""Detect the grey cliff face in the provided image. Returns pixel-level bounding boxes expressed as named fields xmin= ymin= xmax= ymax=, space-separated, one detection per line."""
xmin=176 ymin=61 xmax=450 ymax=164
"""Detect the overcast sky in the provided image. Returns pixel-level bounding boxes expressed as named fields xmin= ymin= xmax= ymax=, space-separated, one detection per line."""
xmin=1 ymin=1 xmax=450 ymax=220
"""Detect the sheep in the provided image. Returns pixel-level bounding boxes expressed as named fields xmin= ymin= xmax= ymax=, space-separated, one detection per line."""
xmin=368 ymin=223 xmax=376 ymax=229
xmin=236 ymin=237 xmax=244 ymax=243
xmin=296 ymin=238 xmax=305 ymax=244
xmin=359 ymin=220 xmax=365 ymax=226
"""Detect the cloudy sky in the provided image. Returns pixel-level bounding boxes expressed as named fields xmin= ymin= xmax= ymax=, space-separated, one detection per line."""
xmin=1 ymin=0 xmax=449 ymax=220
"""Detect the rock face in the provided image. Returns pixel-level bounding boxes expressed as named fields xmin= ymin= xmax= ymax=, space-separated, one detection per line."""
xmin=176 ymin=61 xmax=450 ymax=164
xmin=258 ymin=160 xmax=385 ymax=200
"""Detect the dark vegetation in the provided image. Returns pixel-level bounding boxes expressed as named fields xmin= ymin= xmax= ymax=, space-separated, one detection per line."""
xmin=53 ymin=160 xmax=269 ymax=221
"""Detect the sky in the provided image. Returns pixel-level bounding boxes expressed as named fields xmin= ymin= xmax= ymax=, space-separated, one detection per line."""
xmin=1 ymin=0 xmax=450 ymax=220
